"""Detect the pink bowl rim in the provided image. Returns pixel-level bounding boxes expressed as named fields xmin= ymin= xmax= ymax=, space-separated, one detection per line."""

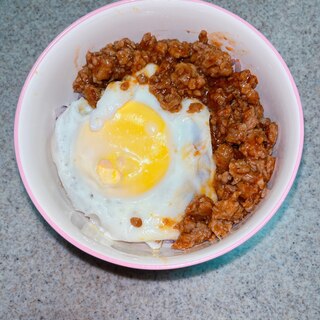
xmin=14 ymin=0 xmax=304 ymax=270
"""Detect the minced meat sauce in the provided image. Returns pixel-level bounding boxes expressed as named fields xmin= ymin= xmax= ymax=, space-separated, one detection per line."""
xmin=73 ymin=31 xmax=278 ymax=250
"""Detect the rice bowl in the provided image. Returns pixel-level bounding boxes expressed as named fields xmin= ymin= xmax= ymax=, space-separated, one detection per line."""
xmin=14 ymin=0 xmax=303 ymax=270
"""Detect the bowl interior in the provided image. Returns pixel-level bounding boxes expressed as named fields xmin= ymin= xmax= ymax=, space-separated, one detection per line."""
xmin=15 ymin=0 xmax=302 ymax=269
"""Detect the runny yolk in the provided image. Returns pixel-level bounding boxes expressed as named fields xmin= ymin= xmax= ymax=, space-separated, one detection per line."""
xmin=75 ymin=100 xmax=170 ymax=197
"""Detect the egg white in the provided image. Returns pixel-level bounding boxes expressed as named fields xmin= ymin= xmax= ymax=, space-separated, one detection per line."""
xmin=52 ymin=66 xmax=216 ymax=243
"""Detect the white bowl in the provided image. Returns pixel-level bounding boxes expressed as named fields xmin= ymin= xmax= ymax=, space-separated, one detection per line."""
xmin=14 ymin=0 xmax=303 ymax=270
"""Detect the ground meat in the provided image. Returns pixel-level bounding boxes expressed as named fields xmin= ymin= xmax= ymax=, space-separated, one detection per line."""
xmin=73 ymin=31 xmax=278 ymax=250
xmin=174 ymin=66 xmax=277 ymax=248
xmin=120 ymin=81 xmax=130 ymax=91
xmin=187 ymin=102 xmax=203 ymax=113
xmin=172 ymin=195 xmax=214 ymax=250
xmin=130 ymin=217 xmax=142 ymax=228
xmin=214 ymin=144 xmax=234 ymax=172
xmin=73 ymin=31 xmax=232 ymax=109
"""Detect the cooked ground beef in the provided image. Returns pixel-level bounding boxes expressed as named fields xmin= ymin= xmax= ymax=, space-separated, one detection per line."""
xmin=73 ymin=31 xmax=233 ymax=110
xmin=73 ymin=31 xmax=278 ymax=250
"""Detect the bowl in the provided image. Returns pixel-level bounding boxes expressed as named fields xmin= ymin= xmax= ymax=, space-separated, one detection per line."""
xmin=14 ymin=0 xmax=303 ymax=270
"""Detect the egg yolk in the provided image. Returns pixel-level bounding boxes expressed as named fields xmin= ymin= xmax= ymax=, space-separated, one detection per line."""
xmin=75 ymin=100 xmax=170 ymax=197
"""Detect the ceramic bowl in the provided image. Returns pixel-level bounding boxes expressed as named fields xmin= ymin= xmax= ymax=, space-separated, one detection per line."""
xmin=15 ymin=0 xmax=303 ymax=270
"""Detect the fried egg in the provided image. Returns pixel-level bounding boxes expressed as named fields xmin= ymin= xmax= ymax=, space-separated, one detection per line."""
xmin=52 ymin=64 xmax=216 ymax=243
